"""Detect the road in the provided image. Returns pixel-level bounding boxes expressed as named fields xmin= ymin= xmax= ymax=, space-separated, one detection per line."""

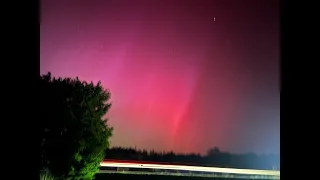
xmin=100 ymin=160 xmax=280 ymax=177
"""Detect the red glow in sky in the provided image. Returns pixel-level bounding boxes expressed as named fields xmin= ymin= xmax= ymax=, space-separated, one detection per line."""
xmin=41 ymin=0 xmax=280 ymax=154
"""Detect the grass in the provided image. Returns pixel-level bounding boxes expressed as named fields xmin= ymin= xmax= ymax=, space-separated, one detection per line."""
xmin=40 ymin=169 xmax=56 ymax=180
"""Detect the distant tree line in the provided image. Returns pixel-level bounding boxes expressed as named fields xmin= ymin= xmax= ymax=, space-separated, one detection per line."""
xmin=105 ymin=147 xmax=280 ymax=170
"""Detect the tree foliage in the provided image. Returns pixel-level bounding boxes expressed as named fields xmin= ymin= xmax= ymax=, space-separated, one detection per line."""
xmin=40 ymin=72 xmax=113 ymax=180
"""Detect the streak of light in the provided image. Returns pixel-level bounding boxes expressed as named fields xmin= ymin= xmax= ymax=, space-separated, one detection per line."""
xmin=100 ymin=161 xmax=280 ymax=176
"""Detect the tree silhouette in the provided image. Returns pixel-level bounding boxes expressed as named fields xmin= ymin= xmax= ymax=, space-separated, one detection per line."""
xmin=104 ymin=146 xmax=279 ymax=170
xmin=40 ymin=72 xmax=113 ymax=180
xmin=207 ymin=147 xmax=221 ymax=156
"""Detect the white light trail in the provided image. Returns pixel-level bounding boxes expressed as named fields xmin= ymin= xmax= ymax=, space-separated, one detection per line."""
xmin=100 ymin=162 xmax=280 ymax=176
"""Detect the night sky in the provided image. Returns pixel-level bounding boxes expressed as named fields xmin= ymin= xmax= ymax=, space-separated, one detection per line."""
xmin=40 ymin=0 xmax=280 ymax=155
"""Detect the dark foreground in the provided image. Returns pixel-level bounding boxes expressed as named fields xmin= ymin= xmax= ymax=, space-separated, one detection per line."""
xmin=94 ymin=173 xmax=275 ymax=180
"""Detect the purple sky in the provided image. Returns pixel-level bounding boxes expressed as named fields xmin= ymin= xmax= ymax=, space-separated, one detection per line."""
xmin=40 ymin=0 xmax=280 ymax=155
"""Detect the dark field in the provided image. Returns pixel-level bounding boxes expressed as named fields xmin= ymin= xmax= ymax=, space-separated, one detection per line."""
xmin=94 ymin=173 xmax=275 ymax=180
